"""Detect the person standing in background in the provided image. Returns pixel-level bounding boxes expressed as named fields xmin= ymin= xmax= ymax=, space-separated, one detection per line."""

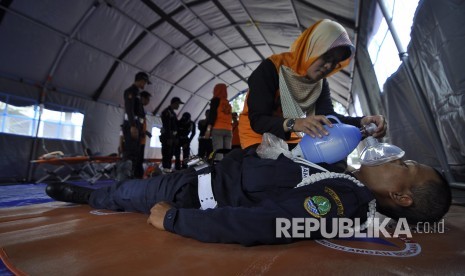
xmin=122 ymin=71 xmax=151 ymax=178
xmin=231 ymin=112 xmax=241 ymax=150
xmin=197 ymin=109 xmax=213 ymax=160
xmin=136 ymin=91 xmax=152 ymax=178
xmin=175 ymin=112 xmax=196 ymax=170
xmin=204 ymin=83 xmax=232 ymax=160
xmin=160 ymin=97 xmax=184 ymax=173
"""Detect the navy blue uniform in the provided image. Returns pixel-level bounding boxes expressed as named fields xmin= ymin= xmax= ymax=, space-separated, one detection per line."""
xmin=160 ymin=106 xmax=179 ymax=169
xmin=89 ymin=149 xmax=373 ymax=246
xmin=174 ymin=117 xmax=196 ymax=169
xmin=122 ymin=84 xmax=145 ymax=178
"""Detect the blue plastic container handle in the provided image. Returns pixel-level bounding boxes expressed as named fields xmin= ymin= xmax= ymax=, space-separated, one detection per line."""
xmin=298 ymin=116 xmax=361 ymax=164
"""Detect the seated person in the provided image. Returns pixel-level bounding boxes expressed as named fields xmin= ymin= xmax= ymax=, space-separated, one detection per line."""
xmin=46 ymin=148 xmax=451 ymax=246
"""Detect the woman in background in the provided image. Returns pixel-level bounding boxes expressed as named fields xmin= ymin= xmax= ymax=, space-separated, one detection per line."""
xmin=205 ymin=83 xmax=233 ymax=160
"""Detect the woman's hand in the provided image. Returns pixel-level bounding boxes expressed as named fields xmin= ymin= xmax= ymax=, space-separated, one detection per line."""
xmin=361 ymin=115 xmax=387 ymax=138
xmin=147 ymin=201 xmax=173 ymax=230
xmin=293 ymin=115 xmax=333 ymax=138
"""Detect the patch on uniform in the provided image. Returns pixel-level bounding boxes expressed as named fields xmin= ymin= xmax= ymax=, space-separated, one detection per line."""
xmin=304 ymin=195 xmax=331 ymax=218
xmin=128 ymin=94 xmax=132 ymax=99
xmin=324 ymin=187 xmax=344 ymax=216
xmin=301 ymin=166 xmax=310 ymax=179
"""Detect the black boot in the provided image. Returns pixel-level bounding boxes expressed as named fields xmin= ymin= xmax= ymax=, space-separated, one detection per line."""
xmin=45 ymin=182 xmax=94 ymax=204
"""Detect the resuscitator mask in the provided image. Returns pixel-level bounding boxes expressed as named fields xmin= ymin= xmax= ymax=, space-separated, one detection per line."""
xmin=358 ymin=123 xmax=405 ymax=166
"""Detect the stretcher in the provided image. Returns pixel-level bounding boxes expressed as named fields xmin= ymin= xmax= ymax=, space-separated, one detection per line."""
xmin=31 ymin=156 xmax=122 ymax=184
xmin=32 ymin=156 xmax=163 ymax=184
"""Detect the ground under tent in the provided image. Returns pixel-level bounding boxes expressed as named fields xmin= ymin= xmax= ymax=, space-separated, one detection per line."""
xmin=1 ymin=182 xmax=465 ymax=275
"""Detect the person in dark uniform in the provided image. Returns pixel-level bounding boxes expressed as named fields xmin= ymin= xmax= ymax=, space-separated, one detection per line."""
xmin=197 ymin=109 xmax=213 ymax=159
xmin=46 ymin=148 xmax=451 ymax=246
xmin=136 ymin=91 xmax=152 ymax=178
xmin=122 ymin=71 xmax=151 ymax=178
xmin=160 ymin=97 xmax=184 ymax=173
xmin=174 ymin=112 xmax=196 ymax=170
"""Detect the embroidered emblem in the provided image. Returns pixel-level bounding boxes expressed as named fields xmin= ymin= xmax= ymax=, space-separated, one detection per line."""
xmin=304 ymin=195 xmax=331 ymax=218
xmin=301 ymin=166 xmax=310 ymax=179
xmin=324 ymin=187 xmax=344 ymax=216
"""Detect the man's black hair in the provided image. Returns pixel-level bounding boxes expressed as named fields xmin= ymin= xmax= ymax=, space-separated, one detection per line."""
xmin=377 ymin=168 xmax=452 ymax=224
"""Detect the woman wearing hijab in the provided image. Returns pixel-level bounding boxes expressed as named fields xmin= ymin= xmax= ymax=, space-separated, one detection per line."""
xmin=205 ymin=83 xmax=233 ymax=160
xmin=239 ymin=19 xmax=387 ymax=150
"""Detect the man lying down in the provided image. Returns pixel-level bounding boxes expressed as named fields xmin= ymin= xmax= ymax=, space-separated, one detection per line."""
xmin=46 ymin=146 xmax=451 ymax=246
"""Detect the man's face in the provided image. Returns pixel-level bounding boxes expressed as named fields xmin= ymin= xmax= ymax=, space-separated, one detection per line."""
xmin=359 ymin=159 xmax=440 ymax=194
xmin=136 ymin=80 xmax=148 ymax=89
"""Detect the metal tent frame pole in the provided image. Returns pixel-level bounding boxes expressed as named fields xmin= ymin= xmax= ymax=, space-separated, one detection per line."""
xmin=377 ymin=0 xmax=464 ymax=189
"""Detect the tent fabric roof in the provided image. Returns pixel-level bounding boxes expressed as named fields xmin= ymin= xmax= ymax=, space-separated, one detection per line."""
xmin=0 ymin=0 xmax=358 ymax=120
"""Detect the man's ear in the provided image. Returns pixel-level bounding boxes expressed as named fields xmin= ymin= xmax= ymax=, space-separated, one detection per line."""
xmin=389 ymin=192 xmax=413 ymax=207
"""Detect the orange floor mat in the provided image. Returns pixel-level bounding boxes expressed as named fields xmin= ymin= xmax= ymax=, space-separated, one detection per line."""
xmin=1 ymin=202 xmax=464 ymax=275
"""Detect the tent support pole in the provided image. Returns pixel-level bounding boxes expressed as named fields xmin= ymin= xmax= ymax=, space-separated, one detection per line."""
xmin=377 ymin=0 xmax=464 ymax=189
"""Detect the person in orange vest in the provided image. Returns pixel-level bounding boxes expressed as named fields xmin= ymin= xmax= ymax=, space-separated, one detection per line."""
xmin=231 ymin=112 xmax=241 ymax=150
xmin=238 ymin=19 xmax=387 ymax=152
xmin=204 ymin=83 xmax=232 ymax=160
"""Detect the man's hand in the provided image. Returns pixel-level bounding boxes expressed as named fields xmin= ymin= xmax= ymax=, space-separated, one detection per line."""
xmin=361 ymin=115 xmax=387 ymax=138
xmin=147 ymin=201 xmax=173 ymax=230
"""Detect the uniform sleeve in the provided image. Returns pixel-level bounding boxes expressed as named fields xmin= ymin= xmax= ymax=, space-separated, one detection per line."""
xmin=163 ymin=180 xmax=373 ymax=246
xmin=161 ymin=109 xmax=169 ymax=130
xmin=198 ymin=119 xmax=207 ymax=135
xmin=189 ymin=121 xmax=196 ymax=141
xmin=161 ymin=109 xmax=174 ymax=137
xmin=164 ymin=203 xmax=293 ymax=246
xmin=315 ymin=79 xmax=364 ymax=127
xmin=124 ymin=88 xmax=136 ymax=126
xmin=247 ymin=59 xmax=290 ymax=140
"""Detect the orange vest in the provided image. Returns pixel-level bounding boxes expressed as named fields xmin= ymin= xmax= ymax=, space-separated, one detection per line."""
xmin=212 ymin=84 xmax=232 ymax=131
xmin=238 ymin=92 xmax=301 ymax=149
xmin=213 ymin=97 xmax=232 ymax=131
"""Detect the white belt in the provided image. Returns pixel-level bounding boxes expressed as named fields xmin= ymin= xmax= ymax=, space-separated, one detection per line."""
xmin=195 ymin=163 xmax=217 ymax=210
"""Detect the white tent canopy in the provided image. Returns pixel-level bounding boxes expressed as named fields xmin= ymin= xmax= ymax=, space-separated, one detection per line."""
xmin=0 ymin=0 xmax=463 ymax=185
